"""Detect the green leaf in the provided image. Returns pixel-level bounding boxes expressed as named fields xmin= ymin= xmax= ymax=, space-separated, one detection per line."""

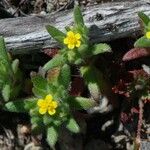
xmin=58 ymin=64 xmax=71 ymax=88
xmin=47 ymin=127 xmax=58 ymax=148
xmin=12 ymin=59 xmax=19 ymax=74
xmin=0 ymin=61 xmax=7 ymax=76
xmin=75 ymin=24 xmax=89 ymax=36
xmin=53 ymin=119 xmax=62 ymax=126
xmin=80 ymin=66 xmax=103 ymax=100
xmin=68 ymin=96 xmax=96 ymax=110
xmin=31 ymin=117 xmax=45 ymax=134
xmin=43 ymin=114 xmax=53 ymax=126
xmin=138 ymin=12 xmax=150 ymax=26
xmin=78 ymin=44 xmax=89 ymax=56
xmin=92 ymin=43 xmax=111 ymax=55
xmin=134 ymin=36 xmax=150 ymax=48
xmin=0 ymin=37 xmax=9 ymax=64
xmin=66 ymin=117 xmax=80 ymax=133
xmin=74 ymin=5 xmax=84 ymax=26
xmin=31 ymin=116 xmax=43 ymax=125
xmin=46 ymin=25 xmax=65 ymax=43
xmin=32 ymin=87 xmax=48 ymax=98
xmin=32 ymin=76 xmax=48 ymax=90
xmin=2 ymin=84 xmax=11 ymax=101
xmin=4 ymin=97 xmax=37 ymax=113
xmin=54 ymin=85 xmax=68 ymax=100
xmin=43 ymin=54 xmax=66 ymax=72
xmin=32 ymin=75 xmax=51 ymax=97
xmin=10 ymin=84 xmax=21 ymax=100
xmin=29 ymin=107 xmax=39 ymax=117
xmin=67 ymin=50 xmax=76 ymax=63
xmin=0 ymin=37 xmax=13 ymax=74
xmin=65 ymin=26 xmax=71 ymax=31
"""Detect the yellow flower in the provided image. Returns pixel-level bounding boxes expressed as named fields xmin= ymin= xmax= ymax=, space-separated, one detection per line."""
xmin=146 ymin=31 xmax=150 ymax=39
xmin=64 ymin=31 xmax=81 ymax=49
xmin=37 ymin=94 xmax=58 ymax=115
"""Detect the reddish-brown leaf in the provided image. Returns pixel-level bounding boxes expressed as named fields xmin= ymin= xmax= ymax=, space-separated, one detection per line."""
xmin=112 ymin=79 xmax=130 ymax=97
xmin=42 ymin=48 xmax=59 ymax=57
xmin=122 ymin=48 xmax=150 ymax=61
xmin=129 ymin=69 xmax=149 ymax=79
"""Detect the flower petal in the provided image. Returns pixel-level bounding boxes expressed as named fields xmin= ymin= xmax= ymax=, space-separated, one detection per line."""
xmin=76 ymin=41 xmax=81 ymax=47
xmin=48 ymin=109 xmax=56 ymax=115
xmin=68 ymin=44 xmax=75 ymax=49
xmin=67 ymin=31 xmax=74 ymax=37
xmin=45 ymin=94 xmax=52 ymax=102
xmin=39 ymin=108 xmax=47 ymax=115
xmin=37 ymin=99 xmax=44 ymax=107
xmin=52 ymin=101 xmax=58 ymax=108
xmin=64 ymin=38 xmax=68 ymax=44
xmin=75 ymin=33 xmax=81 ymax=40
xmin=146 ymin=31 xmax=150 ymax=39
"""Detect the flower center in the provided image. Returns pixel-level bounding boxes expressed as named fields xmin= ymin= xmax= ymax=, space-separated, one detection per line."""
xmin=68 ymin=36 xmax=77 ymax=45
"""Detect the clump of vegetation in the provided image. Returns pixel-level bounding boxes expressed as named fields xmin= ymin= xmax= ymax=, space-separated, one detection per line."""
xmin=4 ymin=5 xmax=111 ymax=148
xmin=0 ymin=37 xmax=22 ymax=104
xmin=0 ymin=5 xmax=149 ymax=150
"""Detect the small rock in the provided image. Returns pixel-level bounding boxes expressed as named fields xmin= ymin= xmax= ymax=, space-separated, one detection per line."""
xmin=141 ymin=141 xmax=150 ymax=150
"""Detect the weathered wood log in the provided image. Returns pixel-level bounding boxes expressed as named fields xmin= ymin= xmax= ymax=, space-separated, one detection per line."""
xmin=0 ymin=0 xmax=150 ymax=54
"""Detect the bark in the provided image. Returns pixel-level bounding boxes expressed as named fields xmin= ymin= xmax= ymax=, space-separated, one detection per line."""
xmin=0 ymin=0 xmax=149 ymax=54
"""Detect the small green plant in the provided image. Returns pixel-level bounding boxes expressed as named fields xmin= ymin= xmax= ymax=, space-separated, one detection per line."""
xmin=44 ymin=6 xmax=112 ymax=104
xmin=4 ymin=5 xmax=112 ymax=149
xmin=5 ymin=66 xmax=95 ymax=148
xmin=134 ymin=12 xmax=150 ymax=48
xmin=44 ymin=6 xmax=111 ymax=69
xmin=2 ymin=5 xmax=150 ymax=150
xmin=0 ymin=37 xmax=22 ymax=103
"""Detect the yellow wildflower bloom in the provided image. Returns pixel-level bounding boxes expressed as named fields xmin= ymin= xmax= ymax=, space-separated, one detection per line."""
xmin=64 ymin=31 xmax=81 ymax=49
xmin=37 ymin=94 xmax=58 ymax=115
xmin=146 ymin=31 xmax=150 ymax=39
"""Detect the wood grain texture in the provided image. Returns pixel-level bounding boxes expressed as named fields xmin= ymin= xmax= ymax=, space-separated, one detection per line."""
xmin=0 ymin=0 xmax=150 ymax=54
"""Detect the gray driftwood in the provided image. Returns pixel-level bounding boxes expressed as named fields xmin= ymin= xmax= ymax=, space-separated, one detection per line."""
xmin=0 ymin=0 xmax=150 ymax=54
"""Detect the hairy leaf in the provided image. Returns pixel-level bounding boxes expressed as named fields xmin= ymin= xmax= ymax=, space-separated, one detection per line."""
xmin=58 ymin=64 xmax=71 ymax=88
xmin=80 ymin=66 xmax=103 ymax=100
xmin=68 ymin=96 xmax=96 ymax=110
xmin=47 ymin=127 xmax=58 ymax=148
xmin=12 ymin=59 xmax=19 ymax=74
xmin=66 ymin=117 xmax=80 ymax=133
xmin=32 ymin=87 xmax=48 ymax=98
xmin=43 ymin=54 xmax=66 ymax=72
xmin=43 ymin=114 xmax=53 ymax=126
xmin=0 ymin=37 xmax=13 ymax=76
xmin=74 ymin=5 xmax=84 ymax=26
xmin=134 ymin=36 xmax=150 ymax=48
xmin=123 ymin=48 xmax=150 ymax=61
xmin=32 ymin=76 xmax=48 ymax=90
xmin=46 ymin=25 xmax=65 ymax=44
xmin=138 ymin=12 xmax=150 ymax=26
xmin=4 ymin=97 xmax=37 ymax=112
xmin=92 ymin=43 xmax=111 ymax=55
xmin=2 ymin=84 xmax=11 ymax=102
